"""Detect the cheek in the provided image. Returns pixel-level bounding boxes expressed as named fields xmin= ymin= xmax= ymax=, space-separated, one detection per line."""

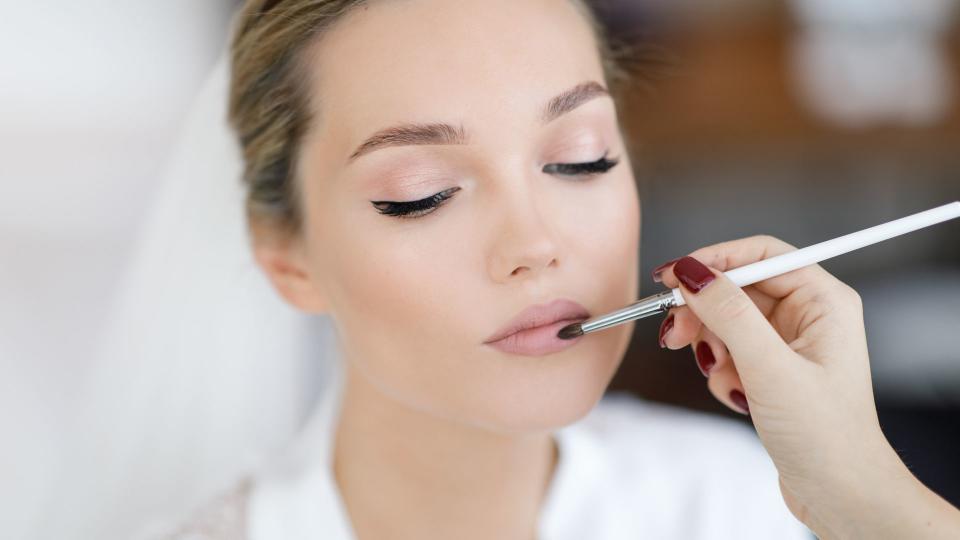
xmin=303 ymin=177 xmax=460 ymax=335
xmin=321 ymin=224 xmax=458 ymax=348
xmin=568 ymin=171 xmax=640 ymax=298
xmin=306 ymin=201 xmax=478 ymax=406
xmin=596 ymin=182 xmax=639 ymax=263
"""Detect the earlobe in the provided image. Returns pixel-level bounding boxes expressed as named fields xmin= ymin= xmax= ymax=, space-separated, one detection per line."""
xmin=253 ymin=240 xmax=328 ymax=314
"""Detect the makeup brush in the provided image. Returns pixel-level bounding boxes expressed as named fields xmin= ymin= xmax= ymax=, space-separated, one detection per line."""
xmin=558 ymin=201 xmax=960 ymax=340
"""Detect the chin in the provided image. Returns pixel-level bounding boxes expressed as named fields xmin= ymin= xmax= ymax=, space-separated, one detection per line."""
xmin=466 ymin=331 xmax=631 ymax=434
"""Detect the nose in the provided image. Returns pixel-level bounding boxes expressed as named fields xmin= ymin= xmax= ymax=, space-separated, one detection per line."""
xmin=487 ymin=186 xmax=561 ymax=284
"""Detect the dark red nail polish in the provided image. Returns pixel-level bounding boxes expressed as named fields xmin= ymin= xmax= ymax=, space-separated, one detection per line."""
xmin=658 ymin=314 xmax=674 ymax=348
xmin=730 ymin=389 xmax=749 ymax=414
xmin=651 ymin=257 xmax=682 ymax=283
xmin=694 ymin=341 xmax=716 ymax=377
xmin=673 ymin=256 xmax=715 ymax=293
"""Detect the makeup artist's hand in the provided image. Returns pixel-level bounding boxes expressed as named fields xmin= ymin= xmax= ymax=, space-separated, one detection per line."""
xmin=654 ymin=236 xmax=960 ymax=539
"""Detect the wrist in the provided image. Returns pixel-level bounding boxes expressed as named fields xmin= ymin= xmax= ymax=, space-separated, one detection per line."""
xmin=821 ymin=440 xmax=959 ymax=539
xmin=790 ymin=431 xmax=906 ymax=538
xmin=830 ymin=446 xmax=915 ymax=538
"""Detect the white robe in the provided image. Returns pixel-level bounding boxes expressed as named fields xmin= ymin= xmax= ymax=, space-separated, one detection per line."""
xmin=238 ymin=367 xmax=812 ymax=540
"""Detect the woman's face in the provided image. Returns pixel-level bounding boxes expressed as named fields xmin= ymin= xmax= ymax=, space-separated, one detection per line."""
xmin=283 ymin=0 xmax=640 ymax=433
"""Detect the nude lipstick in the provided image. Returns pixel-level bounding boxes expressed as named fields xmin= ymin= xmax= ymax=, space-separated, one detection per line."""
xmin=484 ymin=298 xmax=590 ymax=356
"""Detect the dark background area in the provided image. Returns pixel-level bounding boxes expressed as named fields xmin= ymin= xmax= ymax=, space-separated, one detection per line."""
xmin=593 ymin=0 xmax=960 ymax=507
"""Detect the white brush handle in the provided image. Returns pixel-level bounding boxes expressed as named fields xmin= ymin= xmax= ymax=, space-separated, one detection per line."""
xmin=670 ymin=201 xmax=960 ymax=308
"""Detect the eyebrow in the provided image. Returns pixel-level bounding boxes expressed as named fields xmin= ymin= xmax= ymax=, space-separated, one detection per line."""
xmin=346 ymin=80 xmax=610 ymax=163
xmin=541 ymin=80 xmax=610 ymax=123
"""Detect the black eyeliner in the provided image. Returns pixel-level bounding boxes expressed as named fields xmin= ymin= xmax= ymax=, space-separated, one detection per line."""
xmin=542 ymin=152 xmax=619 ymax=175
xmin=371 ymin=187 xmax=461 ymax=218
xmin=371 ymin=153 xmax=620 ymax=219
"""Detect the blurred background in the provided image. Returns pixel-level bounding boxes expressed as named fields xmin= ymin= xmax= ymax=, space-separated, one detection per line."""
xmin=2 ymin=1 xmax=958 ymax=539
xmin=601 ymin=0 xmax=960 ymax=510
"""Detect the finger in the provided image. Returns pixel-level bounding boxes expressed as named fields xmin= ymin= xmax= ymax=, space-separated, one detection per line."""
xmin=706 ymin=358 xmax=749 ymax=415
xmin=691 ymin=326 xmax=731 ymax=378
xmin=670 ymin=255 xmax=798 ymax=388
xmin=658 ymin=306 xmax=701 ymax=350
xmin=689 ymin=326 xmax=770 ymax=417
xmin=660 ymin=286 xmax=777 ymax=350
xmin=653 ymin=235 xmax=841 ymax=302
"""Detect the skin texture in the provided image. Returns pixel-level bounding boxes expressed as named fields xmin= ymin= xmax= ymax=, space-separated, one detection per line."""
xmin=255 ymin=0 xmax=638 ymax=537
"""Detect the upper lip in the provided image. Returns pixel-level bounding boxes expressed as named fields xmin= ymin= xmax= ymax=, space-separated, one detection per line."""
xmin=483 ymin=298 xmax=591 ymax=344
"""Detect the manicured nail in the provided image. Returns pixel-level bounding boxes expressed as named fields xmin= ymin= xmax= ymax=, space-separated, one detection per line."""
xmin=730 ymin=389 xmax=749 ymax=415
xmin=673 ymin=256 xmax=716 ymax=293
xmin=651 ymin=257 xmax=682 ymax=283
xmin=694 ymin=341 xmax=716 ymax=377
xmin=658 ymin=314 xmax=674 ymax=348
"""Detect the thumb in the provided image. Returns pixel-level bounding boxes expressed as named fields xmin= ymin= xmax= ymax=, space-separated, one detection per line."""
xmin=671 ymin=256 xmax=794 ymax=382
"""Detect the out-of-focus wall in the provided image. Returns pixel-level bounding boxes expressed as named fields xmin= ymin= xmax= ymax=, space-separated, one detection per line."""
xmin=608 ymin=0 xmax=960 ymax=402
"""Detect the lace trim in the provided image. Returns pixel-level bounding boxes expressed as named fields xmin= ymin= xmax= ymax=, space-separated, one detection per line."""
xmin=161 ymin=476 xmax=254 ymax=540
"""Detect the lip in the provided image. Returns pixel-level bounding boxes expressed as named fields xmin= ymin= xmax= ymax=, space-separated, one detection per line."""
xmin=483 ymin=298 xmax=591 ymax=356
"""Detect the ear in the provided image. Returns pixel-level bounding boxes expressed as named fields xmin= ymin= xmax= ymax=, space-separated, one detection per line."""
xmin=252 ymin=234 xmax=328 ymax=314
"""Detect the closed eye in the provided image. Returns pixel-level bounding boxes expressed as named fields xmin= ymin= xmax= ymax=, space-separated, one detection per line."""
xmin=371 ymin=187 xmax=461 ymax=219
xmin=370 ymin=153 xmax=620 ymax=220
xmin=543 ymin=152 xmax=620 ymax=176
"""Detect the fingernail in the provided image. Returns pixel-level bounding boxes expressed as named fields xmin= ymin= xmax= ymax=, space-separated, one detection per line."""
xmin=694 ymin=341 xmax=716 ymax=377
xmin=729 ymin=389 xmax=750 ymax=415
xmin=658 ymin=314 xmax=674 ymax=348
xmin=673 ymin=256 xmax=716 ymax=293
xmin=651 ymin=257 xmax=682 ymax=283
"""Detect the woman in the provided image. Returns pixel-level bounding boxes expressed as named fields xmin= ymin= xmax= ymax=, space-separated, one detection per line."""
xmin=164 ymin=0 xmax=960 ymax=538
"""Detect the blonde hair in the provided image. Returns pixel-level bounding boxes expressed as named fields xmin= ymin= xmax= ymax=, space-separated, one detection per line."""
xmin=228 ymin=0 xmax=646 ymax=237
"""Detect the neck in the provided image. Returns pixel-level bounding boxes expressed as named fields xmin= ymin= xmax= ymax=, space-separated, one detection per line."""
xmin=332 ymin=362 xmax=558 ymax=540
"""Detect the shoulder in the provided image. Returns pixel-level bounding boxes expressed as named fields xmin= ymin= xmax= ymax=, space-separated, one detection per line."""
xmin=581 ymin=391 xmax=777 ymax=484
xmin=580 ymin=392 xmax=778 ymax=496
xmin=563 ymin=392 xmax=810 ymax=538
xmin=156 ymin=476 xmax=254 ymax=540
xmin=578 ymin=391 xmax=772 ymax=470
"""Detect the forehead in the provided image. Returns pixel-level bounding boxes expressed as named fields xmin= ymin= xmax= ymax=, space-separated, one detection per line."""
xmin=303 ymin=0 xmax=605 ymax=146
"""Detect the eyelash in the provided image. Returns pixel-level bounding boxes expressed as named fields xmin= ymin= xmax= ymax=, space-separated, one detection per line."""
xmin=371 ymin=152 xmax=620 ymax=219
xmin=371 ymin=187 xmax=463 ymax=219
xmin=541 ymin=151 xmax=620 ymax=176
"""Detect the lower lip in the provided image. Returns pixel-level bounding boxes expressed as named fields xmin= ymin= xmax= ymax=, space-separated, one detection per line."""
xmin=484 ymin=319 xmax=586 ymax=356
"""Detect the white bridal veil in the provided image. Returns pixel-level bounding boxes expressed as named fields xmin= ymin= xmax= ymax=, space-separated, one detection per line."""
xmin=40 ymin=50 xmax=342 ymax=540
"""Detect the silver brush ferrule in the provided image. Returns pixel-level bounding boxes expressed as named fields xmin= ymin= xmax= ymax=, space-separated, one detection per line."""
xmin=579 ymin=290 xmax=677 ymax=335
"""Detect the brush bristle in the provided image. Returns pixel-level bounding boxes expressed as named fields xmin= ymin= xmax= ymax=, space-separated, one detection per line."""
xmin=556 ymin=323 xmax=584 ymax=340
